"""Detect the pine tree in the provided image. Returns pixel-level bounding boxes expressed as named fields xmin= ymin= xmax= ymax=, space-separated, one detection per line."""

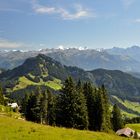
xmin=25 ymin=92 xmax=41 ymax=123
xmin=83 ymin=82 xmax=97 ymax=130
xmin=112 ymin=104 xmax=124 ymax=131
xmin=96 ymin=85 xmax=111 ymax=132
xmin=101 ymin=85 xmax=111 ymax=132
xmin=76 ymin=80 xmax=83 ymax=93
xmin=57 ymin=77 xmax=88 ymax=129
xmin=21 ymin=92 xmax=29 ymax=116
xmin=47 ymin=89 xmax=56 ymax=126
xmin=0 ymin=85 xmax=4 ymax=105
xmin=40 ymin=91 xmax=48 ymax=124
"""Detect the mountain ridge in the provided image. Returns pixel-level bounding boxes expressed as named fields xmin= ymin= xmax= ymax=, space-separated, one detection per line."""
xmin=0 ymin=47 xmax=140 ymax=72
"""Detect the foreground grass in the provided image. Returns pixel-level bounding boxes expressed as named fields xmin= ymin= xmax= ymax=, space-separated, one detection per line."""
xmin=0 ymin=116 xmax=132 ymax=140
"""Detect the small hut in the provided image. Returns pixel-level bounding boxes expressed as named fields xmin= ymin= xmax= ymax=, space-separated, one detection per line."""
xmin=8 ymin=103 xmax=18 ymax=109
xmin=116 ymin=127 xmax=134 ymax=137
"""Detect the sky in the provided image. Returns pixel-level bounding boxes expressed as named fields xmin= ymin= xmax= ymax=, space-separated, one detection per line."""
xmin=0 ymin=0 xmax=140 ymax=50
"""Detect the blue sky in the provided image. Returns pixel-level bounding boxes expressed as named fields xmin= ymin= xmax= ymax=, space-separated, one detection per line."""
xmin=0 ymin=0 xmax=140 ymax=50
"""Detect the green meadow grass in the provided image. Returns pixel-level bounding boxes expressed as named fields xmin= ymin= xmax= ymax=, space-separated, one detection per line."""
xmin=0 ymin=116 xmax=132 ymax=140
xmin=112 ymin=96 xmax=140 ymax=118
xmin=13 ymin=76 xmax=62 ymax=91
xmin=0 ymin=105 xmax=21 ymax=119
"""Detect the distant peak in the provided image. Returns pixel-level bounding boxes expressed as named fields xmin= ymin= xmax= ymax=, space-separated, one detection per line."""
xmin=130 ymin=45 xmax=140 ymax=49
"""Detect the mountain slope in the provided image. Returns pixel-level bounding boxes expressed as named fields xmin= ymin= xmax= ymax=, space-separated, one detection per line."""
xmin=0 ymin=54 xmax=92 ymax=93
xmin=1 ymin=54 xmax=140 ymax=116
xmin=90 ymin=69 xmax=140 ymax=101
xmin=1 ymin=54 xmax=140 ymax=100
xmin=47 ymin=48 xmax=140 ymax=72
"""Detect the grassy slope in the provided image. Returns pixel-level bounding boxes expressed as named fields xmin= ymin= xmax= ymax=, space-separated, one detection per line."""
xmin=112 ymin=96 xmax=140 ymax=118
xmin=0 ymin=105 xmax=21 ymax=119
xmin=13 ymin=76 xmax=62 ymax=91
xmin=0 ymin=116 xmax=132 ymax=140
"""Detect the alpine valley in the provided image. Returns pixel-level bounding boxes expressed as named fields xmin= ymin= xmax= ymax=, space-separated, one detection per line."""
xmin=1 ymin=53 xmax=140 ymax=117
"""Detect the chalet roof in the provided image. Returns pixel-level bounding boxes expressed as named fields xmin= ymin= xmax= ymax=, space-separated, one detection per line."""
xmin=8 ymin=103 xmax=18 ymax=108
xmin=116 ymin=127 xmax=134 ymax=137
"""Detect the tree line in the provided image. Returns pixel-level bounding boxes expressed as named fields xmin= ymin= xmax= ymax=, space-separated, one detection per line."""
xmin=0 ymin=77 xmax=124 ymax=132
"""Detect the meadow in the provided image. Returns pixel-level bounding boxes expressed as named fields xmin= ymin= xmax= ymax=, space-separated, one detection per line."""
xmin=0 ymin=116 xmax=133 ymax=140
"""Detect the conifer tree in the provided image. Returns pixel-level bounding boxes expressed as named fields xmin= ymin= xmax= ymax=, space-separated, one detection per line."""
xmin=101 ymin=85 xmax=111 ymax=132
xmin=40 ymin=91 xmax=48 ymax=124
xmin=0 ymin=85 xmax=4 ymax=105
xmin=57 ymin=77 xmax=88 ymax=129
xmin=112 ymin=104 xmax=124 ymax=131
xmin=47 ymin=89 xmax=56 ymax=126
xmin=83 ymin=82 xmax=97 ymax=130
xmin=96 ymin=85 xmax=111 ymax=132
xmin=25 ymin=92 xmax=41 ymax=123
xmin=76 ymin=80 xmax=83 ymax=92
xmin=21 ymin=92 xmax=29 ymax=116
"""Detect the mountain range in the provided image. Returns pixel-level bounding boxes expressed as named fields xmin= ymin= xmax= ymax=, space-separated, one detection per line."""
xmin=106 ymin=46 xmax=140 ymax=61
xmin=1 ymin=54 xmax=140 ymax=117
xmin=1 ymin=46 xmax=140 ymax=73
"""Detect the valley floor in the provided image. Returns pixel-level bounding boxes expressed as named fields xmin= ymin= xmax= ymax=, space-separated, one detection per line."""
xmin=0 ymin=116 xmax=133 ymax=140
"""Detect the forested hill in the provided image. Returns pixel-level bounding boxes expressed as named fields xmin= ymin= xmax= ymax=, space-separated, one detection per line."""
xmin=1 ymin=54 xmax=140 ymax=103
xmin=0 ymin=54 xmax=92 ymax=82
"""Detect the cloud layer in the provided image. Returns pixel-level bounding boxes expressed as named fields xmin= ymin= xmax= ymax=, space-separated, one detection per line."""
xmin=31 ymin=1 xmax=93 ymax=20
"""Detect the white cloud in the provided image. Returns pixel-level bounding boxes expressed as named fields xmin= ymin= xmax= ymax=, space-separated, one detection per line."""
xmin=0 ymin=39 xmax=25 ymax=49
xmin=35 ymin=7 xmax=55 ymax=14
xmin=31 ymin=0 xmax=94 ymax=20
xmin=58 ymin=4 xmax=93 ymax=20
xmin=32 ymin=0 xmax=56 ymax=14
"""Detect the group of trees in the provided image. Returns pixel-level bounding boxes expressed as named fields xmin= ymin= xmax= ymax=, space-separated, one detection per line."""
xmin=21 ymin=88 xmax=56 ymax=125
xmin=21 ymin=77 xmax=124 ymax=132
xmin=125 ymin=117 xmax=140 ymax=124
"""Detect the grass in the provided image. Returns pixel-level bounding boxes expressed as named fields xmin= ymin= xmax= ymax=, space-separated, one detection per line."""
xmin=45 ymin=81 xmax=62 ymax=90
xmin=0 ymin=105 xmax=21 ymax=119
xmin=124 ymin=100 xmax=140 ymax=113
xmin=13 ymin=76 xmax=37 ymax=91
xmin=13 ymin=76 xmax=62 ymax=91
xmin=0 ymin=116 xmax=132 ymax=140
xmin=112 ymin=96 xmax=140 ymax=118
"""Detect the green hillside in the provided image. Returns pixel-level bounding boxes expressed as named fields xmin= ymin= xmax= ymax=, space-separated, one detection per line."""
xmin=111 ymin=95 xmax=140 ymax=117
xmin=13 ymin=76 xmax=62 ymax=91
xmin=0 ymin=105 xmax=21 ymax=119
xmin=0 ymin=116 xmax=132 ymax=140
xmin=1 ymin=54 xmax=140 ymax=117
